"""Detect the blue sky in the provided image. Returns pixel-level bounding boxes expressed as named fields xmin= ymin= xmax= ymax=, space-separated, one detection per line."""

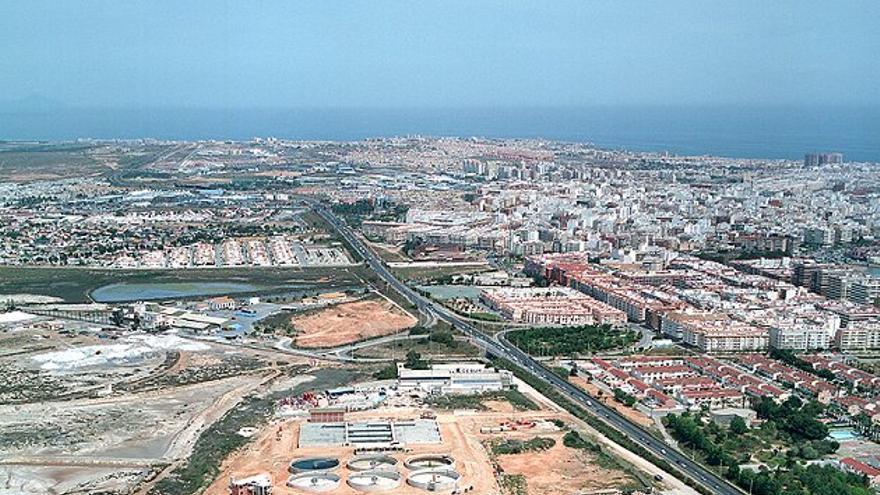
xmin=1 ymin=0 xmax=878 ymax=109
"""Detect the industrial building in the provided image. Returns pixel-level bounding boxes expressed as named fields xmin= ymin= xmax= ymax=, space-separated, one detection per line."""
xmin=298 ymin=419 xmax=442 ymax=448
xmin=309 ymin=407 xmax=346 ymax=423
xmin=396 ymin=362 xmax=513 ymax=395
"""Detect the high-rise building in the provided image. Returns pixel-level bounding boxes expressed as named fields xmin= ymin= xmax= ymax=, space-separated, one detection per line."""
xmin=803 ymin=227 xmax=835 ymax=247
xmin=804 ymin=152 xmax=844 ymax=166
xmin=827 ymin=273 xmax=855 ymax=300
xmin=851 ymin=277 xmax=880 ymax=306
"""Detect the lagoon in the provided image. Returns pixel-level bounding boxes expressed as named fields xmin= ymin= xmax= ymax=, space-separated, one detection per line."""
xmin=91 ymin=281 xmax=261 ymax=302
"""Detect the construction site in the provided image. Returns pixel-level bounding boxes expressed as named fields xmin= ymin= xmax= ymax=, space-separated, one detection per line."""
xmin=204 ymin=372 xmax=674 ymax=495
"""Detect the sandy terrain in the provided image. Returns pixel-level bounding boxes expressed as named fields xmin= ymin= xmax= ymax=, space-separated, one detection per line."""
xmin=0 ymin=375 xmax=266 ymax=495
xmin=483 ymin=400 xmax=516 ymax=413
xmin=495 ymin=432 xmax=636 ymax=495
xmin=0 ymin=465 xmax=145 ymax=495
xmin=293 ymin=298 xmax=417 ymax=348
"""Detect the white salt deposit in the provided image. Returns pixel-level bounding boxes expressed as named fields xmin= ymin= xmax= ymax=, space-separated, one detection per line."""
xmin=0 ymin=311 xmax=37 ymax=324
xmin=31 ymin=334 xmax=211 ymax=371
xmin=127 ymin=334 xmax=210 ymax=352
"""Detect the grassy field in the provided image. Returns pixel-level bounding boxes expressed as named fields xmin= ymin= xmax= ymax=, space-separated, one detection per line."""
xmin=391 ymin=264 xmax=491 ymax=282
xmin=506 ymin=324 xmax=639 ymax=356
xmin=353 ymin=334 xmax=482 ymax=359
xmin=362 ymin=239 xmax=412 ymax=263
xmin=489 ymin=436 xmax=555 ymax=455
xmin=0 ymin=266 xmax=369 ymax=303
xmin=425 ymin=389 xmax=540 ymax=411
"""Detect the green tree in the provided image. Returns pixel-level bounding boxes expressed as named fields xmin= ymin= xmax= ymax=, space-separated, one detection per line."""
xmin=730 ymin=416 xmax=748 ymax=435
xmin=373 ymin=363 xmax=399 ymax=380
xmin=405 ymin=351 xmax=428 ymax=370
xmin=428 ymin=330 xmax=455 ymax=346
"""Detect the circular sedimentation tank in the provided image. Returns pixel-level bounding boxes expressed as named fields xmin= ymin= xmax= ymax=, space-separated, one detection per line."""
xmin=289 ymin=457 xmax=340 ymax=473
xmin=286 ymin=472 xmax=341 ymax=493
xmin=347 ymin=454 xmax=399 ymax=472
xmin=407 ymin=468 xmax=461 ymax=492
xmin=346 ymin=470 xmax=401 ymax=492
xmin=403 ymin=454 xmax=456 ymax=471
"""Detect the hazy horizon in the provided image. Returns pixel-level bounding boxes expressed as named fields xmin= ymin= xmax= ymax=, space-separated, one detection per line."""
xmin=3 ymin=105 xmax=879 ymax=162
xmin=3 ymin=1 xmax=879 ymax=109
xmin=3 ymin=1 xmax=878 ymax=160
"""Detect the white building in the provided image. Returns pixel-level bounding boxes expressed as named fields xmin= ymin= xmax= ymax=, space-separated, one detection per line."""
xmin=769 ymin=326 xmax=833 ymax=350
xmin=397 ymin=362 xmax=513 ymax=395
xmin=836 ymin=322 xmax=880 ymax=351
xmin=229 ymin=473 xmax=272 ymax=495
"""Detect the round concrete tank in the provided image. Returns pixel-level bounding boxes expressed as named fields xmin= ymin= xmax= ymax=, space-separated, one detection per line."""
xmin=286 ymin=472 xmax=341 ymax=493
xmin=347 ymin=454 xmax=399 ymax=472
xmin=346 ymin=470 xmax=401 ymax=492
xmin=289 ymin=457 xmax=340 ymax=473
xmin=403 ymin=454 xmax=455 ymax=471
xmin=407 ymin=468 xmax=461 ymax=492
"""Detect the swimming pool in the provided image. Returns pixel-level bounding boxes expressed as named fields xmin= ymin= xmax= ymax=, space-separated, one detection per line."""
xmin=828 ymin=429 xmax=860 ymax=441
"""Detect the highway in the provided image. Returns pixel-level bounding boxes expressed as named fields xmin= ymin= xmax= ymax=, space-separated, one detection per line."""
xmin=313 ymin=204 xmax=743 ymax=495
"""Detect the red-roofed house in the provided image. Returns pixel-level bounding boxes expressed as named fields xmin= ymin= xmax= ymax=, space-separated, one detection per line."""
xmin=839 ymin=458 xmax=880 ymax=486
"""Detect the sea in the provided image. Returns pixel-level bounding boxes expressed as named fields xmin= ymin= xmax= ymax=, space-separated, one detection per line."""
xmin=1 ymin=105 xmax=879 ymax=162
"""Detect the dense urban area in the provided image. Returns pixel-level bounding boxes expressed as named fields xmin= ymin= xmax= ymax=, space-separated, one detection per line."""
xmin=1 ymin=138 xmax=880 ymax=495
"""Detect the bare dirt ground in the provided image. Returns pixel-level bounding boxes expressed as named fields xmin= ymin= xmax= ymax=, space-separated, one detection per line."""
xmin=0 ymin=328 xmax=311 ymax=495
xmin=132 ymin=369 xmax=298 ymax=495
xmin=483 ymin=400 xmax=516 ymax=413
xmin=292 ymin=298 xmax=417 ymax=348
xmin=0 ymin=465 xmax=145 ymax=495
xmin=202 ymin=393 xmax=654 ymax=495
xmin=203 ymin=407 xmax=504 ymax=495
xmin=570 ymin=375 xmax=654 ymax=428
xmin=495 ymin=432 xmax=636 ymax=495
xmin=0 ymin=375 xmax=265 ymax=495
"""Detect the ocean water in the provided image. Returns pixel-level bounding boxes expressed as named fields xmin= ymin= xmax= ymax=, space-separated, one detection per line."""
xmin=1 ymin=105 xmax=879 ymax=161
